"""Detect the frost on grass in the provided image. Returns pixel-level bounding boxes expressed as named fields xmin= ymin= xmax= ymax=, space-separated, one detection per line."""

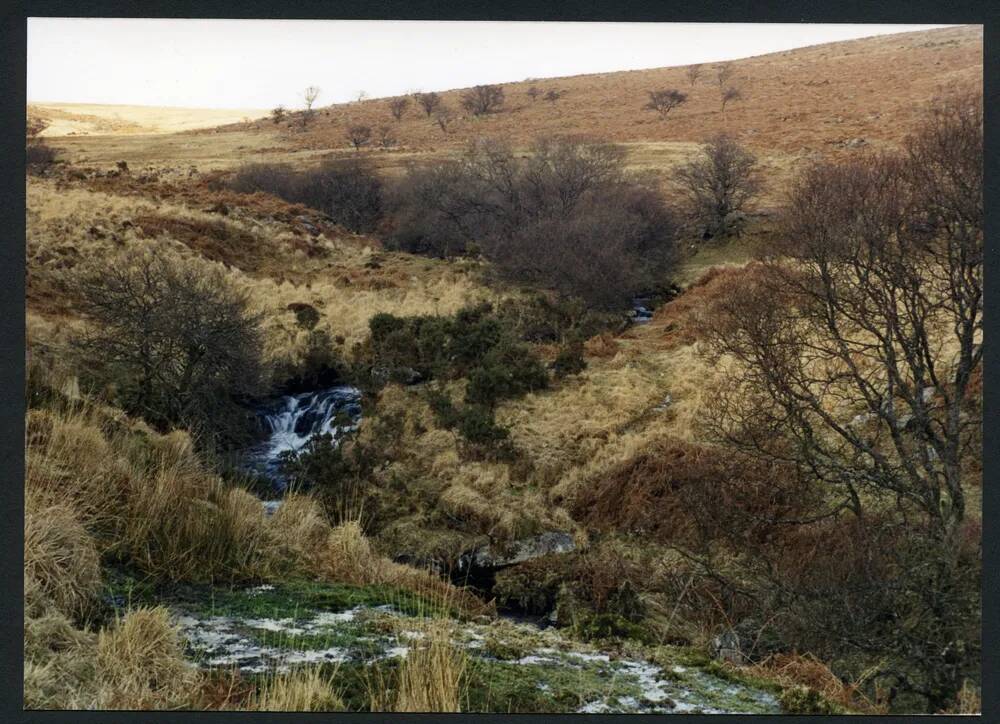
xmin=170 ymin=585 xmax=780 ymax=714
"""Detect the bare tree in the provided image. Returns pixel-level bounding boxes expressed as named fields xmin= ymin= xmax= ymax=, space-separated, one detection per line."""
xmin=544 ymin=89 xmax=564 ymax=104
xmin=346 ymin=124 xmax=372 ymax=150
xmin=271 ymin=105 xmax=286 ymax=124
xmin=720 ymin=87 xmax=743 ymax=111
xmin=303 ymin=86 xmax=321 ymax=121
xmin=674 ymin=133 xmax=760 ymax=239
xmin=433 ymin=106 xmax=455 ymax=133
xmin=643 ymin=89 xmax=688 ymax=119
xmin=696 ymin=94 xmax=982 ymax=710
xmin=715 ymin=63 xmax=733 ymax=88
xmin=355 ymin=90 xmax=369 ymax=103
xmin=414 ymin=91 xmax=442 ymax=117
xmin=527 ymin=86 xmax=541 ymax=102
xmin=73 ymin=246 xmax=264 ymax=446
xmin=376 ymin=124 xmax=397 ymax=149
xmin=460 ymin=84 xmax=505 ymax=116
xmin=685 ymin=64 xmax=702 ymax=86
xmin=388 ymin=96 xmax=410 ymax=121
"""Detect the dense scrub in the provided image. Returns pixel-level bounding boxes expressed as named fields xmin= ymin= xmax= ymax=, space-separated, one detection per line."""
xmin=383 ymin=137 xmax=679 ymax=310
xmin=229 ymin=158 xmax=383 ymax=234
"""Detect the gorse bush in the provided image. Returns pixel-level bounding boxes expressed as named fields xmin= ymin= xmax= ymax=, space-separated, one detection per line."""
xmin=229 ymin=158 xmax=383 ymax=234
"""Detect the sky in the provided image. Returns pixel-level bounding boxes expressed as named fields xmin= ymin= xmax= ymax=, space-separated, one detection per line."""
xmin=27 ymin=19 xmax=954 ymax=109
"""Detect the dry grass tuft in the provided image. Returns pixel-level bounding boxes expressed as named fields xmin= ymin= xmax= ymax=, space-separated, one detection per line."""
xmin=244 ymin=668 xmax=344 ymax=712
xmin=24 ymin=608 xmax=99 ymax=709
xmin=743 ymin=652 xmax=887 ymax=715
xmin=96 ymin=607 xmax=200 ymax=710
xmin=24 ymin=488 xmax=102 ymax=619
xmin=372 ymin=623 xmax=467 ymax=712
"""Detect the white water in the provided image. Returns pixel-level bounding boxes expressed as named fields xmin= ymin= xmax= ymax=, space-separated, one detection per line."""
xmin=244 ymin=385 xmax=362 ymax=492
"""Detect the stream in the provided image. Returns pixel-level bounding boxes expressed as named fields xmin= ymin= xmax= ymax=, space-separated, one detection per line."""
xmin=168 ymin=583 xmax=780 ymax=714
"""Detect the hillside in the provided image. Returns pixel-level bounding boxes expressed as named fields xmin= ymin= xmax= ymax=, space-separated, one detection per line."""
xmin=219 ymin=24 xmax=981 ymax=154
xmin=28 ymin=102 xmax=268 ymax=136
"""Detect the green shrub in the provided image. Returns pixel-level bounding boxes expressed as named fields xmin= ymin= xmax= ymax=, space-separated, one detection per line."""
xmin=551 ymin=342 xmax=587 ymax=379
xmin=457 ymin=405 xmax=510 ymax=446
xmin=465 ymin=341 xmax=548 ymax=407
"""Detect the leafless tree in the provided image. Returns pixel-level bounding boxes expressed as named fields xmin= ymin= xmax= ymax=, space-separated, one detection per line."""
xmin=346 ymin=124 xmax=372 ymax=150
xmin=544 ymin=89 xmax=564 ymax=104
xmin=720 ymin=87 xmax=743 ymax=111
xmin=376 ymin=124 xmax=397 ymax=148
xmin=271 ymin=105 xmax=286 ymax=124
xmin=527 ymin=86 xmax=541 ymax=102
xmin=414 ymin=91 xmax=442 ymax=117
xmin=73 ymin=246 xmax=264 ymax=446
xmin=460 ymin=84 xmax=505 ymax=115
xmin=695 ymin=94 xmax=982 ymax=710
xmin=674 ymin=133 xmax=760 ymax=239
xmin=685 ymin=64 xmax=702 ymax=86
xmin=388 ymin=96 xmax=410 ymax=121
xmin=644 ymin=89 xmax=688 ymax=119
xmin=433 ymin=106 xmax=455 ymax=133
xmin=715 ymin=63 xmax=733 ymax=88
xmin=303 ymin=86 xmax=321 ymax=117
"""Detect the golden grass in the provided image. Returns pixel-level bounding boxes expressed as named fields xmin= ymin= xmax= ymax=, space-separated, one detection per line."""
xmin=30 ymin=102 xmax=268 ymax=137
xmin=96 ymin=607 xmax=200 ymax=709
xmin=742 ymin=652 xmax=887 ymax=715
xmin=242 ymin=668 xmax=344 ymax=712
xmin=24 ymin=608 xmax=99 ymax=709
xmin=393 ymin=624 xmax=467 ymax=712
xmin=24 ymin=487 xmax=102 ymax=620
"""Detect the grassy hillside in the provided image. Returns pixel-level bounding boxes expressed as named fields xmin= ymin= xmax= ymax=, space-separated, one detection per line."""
xmin=29 ymin=103 xmax=268 ymax=136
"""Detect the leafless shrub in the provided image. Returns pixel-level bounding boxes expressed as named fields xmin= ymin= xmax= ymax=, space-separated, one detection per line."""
xmin=72 ymin=247 xmax=264 ymax=446
xmin=674 ymin=133 xmax=761 ymax=239
xmin=460 ymin=84 xmax=504 ymax=115
xmin=414 ymin=91 xmax=441 ymax=117
xmin=526 ymin=86 xmax=541 ymax=102
xmin=544 ymin=89 xmax=564 ymax=104
xmin=693 ymin=93 xmax=982 ymax=711
xmin=721 ymin=86 xmax=743 ymax=111
xmin=433 ymin=106 xmax=455 ymax=133
xmin=271 ymin=106 xmax=286 ymax=124
xmin=715 ymin=63 xmax=733 ymax=88
xmin=388 ymin=96 xmax=410 ymax=121
xmin=385 ymin=137 xmax=678 ymax=309
xmin=644 ymin=89 xmax=688 ymax=119
xmin=376 ymin=125 xmax=397 ymax=149
xmin=346 ymin=124 xmax=372 ymax=150
xmin=685 ymin=64 xmax=702 ymax=86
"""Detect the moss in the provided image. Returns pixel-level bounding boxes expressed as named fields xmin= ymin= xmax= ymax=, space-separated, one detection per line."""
xmin=130 ymin=579 xmax=451 ymax=621
xmin=462 ymin=658 xmax=648 ymax=713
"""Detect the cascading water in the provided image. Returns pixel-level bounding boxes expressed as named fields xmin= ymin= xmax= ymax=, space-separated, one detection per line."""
xmin=244 ymin=386 xmax=363 ymax=494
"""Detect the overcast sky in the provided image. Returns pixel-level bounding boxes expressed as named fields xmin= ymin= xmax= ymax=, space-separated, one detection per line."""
xmin=27 ymin=19 xmax=953 ymax=109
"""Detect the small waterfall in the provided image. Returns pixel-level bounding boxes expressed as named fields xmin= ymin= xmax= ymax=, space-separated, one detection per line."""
xmin=630 ymin=296 xmax=654 ymax=323
xmin=244 ymin=385 xmax=362 ymax=492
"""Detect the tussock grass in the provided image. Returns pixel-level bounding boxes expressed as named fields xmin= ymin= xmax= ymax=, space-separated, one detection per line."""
xmin=242 ymin=668 xmax=344 ymax=712
xmin=96 ymin=607 xmax=200 ymax=709
xmin=394 ymin=625 xmax=468 ymax=712
xmin=25 ymin=488 xmax=102 ymax=619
